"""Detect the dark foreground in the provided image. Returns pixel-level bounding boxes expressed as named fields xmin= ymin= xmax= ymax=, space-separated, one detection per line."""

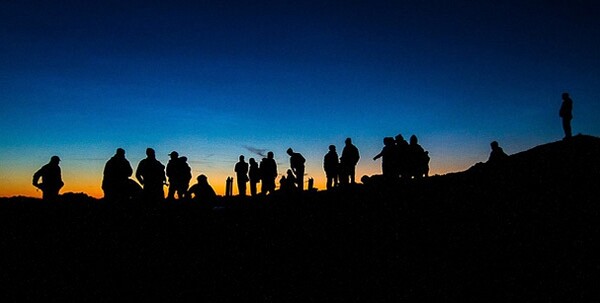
xmin=2 ymin=135 xmax=600 ymax=301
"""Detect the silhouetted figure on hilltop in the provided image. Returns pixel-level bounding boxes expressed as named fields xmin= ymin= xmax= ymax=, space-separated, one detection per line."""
xmin=136 ymin=148 xmax=166 ymax=201
xmin=323 ymin=145 xmax=339 ymax=190
xmin=188 ymin=174 xmax=216 ymax=204
xmin=166 ymin=151 xmax=191 ymax=200
xmin=488 ymin=141 xmax=508 ymax=164
xmin=373 ymin=137 xmax=400 ymax=179
xmin=179 ymin=156 xmax=192 ymax=199
xmin=260 ymin=151 xmax=278 ymax=195
xmin=340 ymin=138 xmax=360 ymax=185
xmin=102 ymin=148 xmax=133 ymax=201
xmin=280 ymin=169 xmax=297 ymax=193
xmin=33 ymin=156 xmax=63 ymax=200
xmin=559 ymin=92 xmax=573 ymax=139
xmin=248 ymin=158 xmax=260 ymax=197
xmin=287 ymin=148 xmax=306 ymax=191
xmin=234 ymin=155 xmax=249 ymax=196
xmin=407 ymin=135 xmax=430 ymax=178
xmin=395 ymin=134 xmax=410 ymax=179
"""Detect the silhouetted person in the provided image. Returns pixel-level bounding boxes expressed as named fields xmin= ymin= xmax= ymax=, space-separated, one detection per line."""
xmin=234 ymin=155 xmax=249 ymax=196
xmin=287 ymin=148 xmax=306 ymax=191
xmin=166 ymin=151 xmax=191 ymax=200
xmin=136 ymin=148 xmax=166 ymax=201
xmin=488 ymin=141 xmax=508 ymax=164
xmin=323 ymin=145 xmax=339 ymax=190
xmin=179 ymin=156 xmax=192 ymax=199
xmin=102 ymin=148 xmax=133 ymax=201
xmin=340 ymin=138 xmax=360 ymax=185
xmin=33 ymin=156 xmax=63 ymax=200
xmin=373 ymin=137 xmax=399 ymax=179
xmin=260 ymin=151 xmax=278 ymax=195
xmin=395 ymin=134 xmax=410 ymax=179
xmin=407 ymin=135 xmax=430 ymax=178
xmin=280 ymin=169 xmax=297 ymax=193
xmin=248 ymin=158 xmax=260 ymax=197
xmin=559 ymin=92 xmax=573 ymax=139
xmin=188 ymin=174 xmax=216 ymax=204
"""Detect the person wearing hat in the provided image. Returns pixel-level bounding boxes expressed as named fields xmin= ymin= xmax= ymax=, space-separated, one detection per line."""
xmin=166 ymin=151 xmax=186 ymax=200
xmin=33 ymin=155 xmax=64 ymax=200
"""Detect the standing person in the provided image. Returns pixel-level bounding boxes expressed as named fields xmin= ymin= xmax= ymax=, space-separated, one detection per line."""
xmin=234 ymin=155 xmax=249 ymax=196
xmin=395 ymin=134 xmax=409 ymax=179
xmin=32 ymin=156 xmax=64 ymax=200
xmin=559 ymin=92 xmax=573 ymax=139
xmin=248 ymin=158 xmax=260 ymax=197
xmin=287 ymin=148 xmax=306 ymax=191
xmin=340 ymin=138 xmax=360 ymax=185
xmin=260 ymin=151 xmax=278 ymax=195
xmin=407 ymin=135 xmax=429 ymax=179
xmin=373 ymin=137 xmax=399 ymax=179
xmin=136 ymin=148 xmax=166 ymax=201
xmin=102 ymin=148 xmax=133 ymax=201
xmin=323 ymin=145 xmax=339 ymax=190
xmin=179 ymin=156 xmax=192 ymax=199
xmin=166 ymin=151 xmax=190 ymax=200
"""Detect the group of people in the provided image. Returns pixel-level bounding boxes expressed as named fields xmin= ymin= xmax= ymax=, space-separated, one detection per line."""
xmin=323 ymin=138 xmax=361 ymax=190
xmin=101 ymin=148 xmax=216 ymax=203
xmin=31 ymin=92 xmax=576 ymax=200
xmin=233 ymin=151 xmax=278 ymax=197
xmin=373 ymin=134 xmax=430 ymax=180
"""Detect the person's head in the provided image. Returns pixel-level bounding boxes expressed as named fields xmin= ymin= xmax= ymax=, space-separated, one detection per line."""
xmin=50 ymin=156 xmax=60 ymax=164
xmin=286 ymin=148 xmax=293 ymax=155
xmin=116 ymin=148 xmax=125 ymax=158
xmin=181 ymin=156 xmax=188 ymax=162
xmin=345 ymin=138 xmax=352 ymax=145
xmin=197 ymin=174 xmax=208 ymax=183
xmin=490 ymin=141 xmax=499 ymax=149
xmin=562 ymin=92 xmax=570 ymax=100
xmin=239 ymin=155 xmax=245 ymax=161
xmin=287 ymin=169 xmax=294 ymax=176
xmin=267 ymin=151 xmax=274 ymax=159
xmin=169 ymin=151 xmax=179 ymax=160
xmin=384 ymin=137 xmax=394 ymax=146
xmin=410 ymin=135 xmax=418 ymax=145
xmin=249 ymin=158 xmax=256 ymax=165
xmin=395 ymin=134 xmax=404 ymax=142
xmin=329 ymin=144 xmax=336 ymax=152
xmin=146 ymin=148 xmax=156 ymax=158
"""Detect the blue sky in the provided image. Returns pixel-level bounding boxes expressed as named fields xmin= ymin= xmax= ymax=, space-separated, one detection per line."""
xmin=1 ymin=0 xmax=599 ymax=197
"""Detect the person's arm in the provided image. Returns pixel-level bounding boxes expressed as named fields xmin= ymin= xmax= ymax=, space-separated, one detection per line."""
xmin=32 ymin=168 xmax=42 ymax=187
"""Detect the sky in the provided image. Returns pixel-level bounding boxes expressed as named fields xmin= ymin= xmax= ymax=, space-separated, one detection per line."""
xmin=1 ymin=0 xmax=599 ymax=198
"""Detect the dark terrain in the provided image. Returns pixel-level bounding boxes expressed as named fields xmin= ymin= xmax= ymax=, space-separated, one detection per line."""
xmin=1 ymin=135 xmax=599 ymax=301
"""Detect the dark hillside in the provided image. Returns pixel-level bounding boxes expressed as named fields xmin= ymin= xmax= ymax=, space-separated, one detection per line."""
xmin=1 ymin=135 xmax=599 ymax=301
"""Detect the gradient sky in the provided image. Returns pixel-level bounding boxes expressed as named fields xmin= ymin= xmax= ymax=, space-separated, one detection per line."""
xmin=1 ymin=0 xmax=599 ymax=198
